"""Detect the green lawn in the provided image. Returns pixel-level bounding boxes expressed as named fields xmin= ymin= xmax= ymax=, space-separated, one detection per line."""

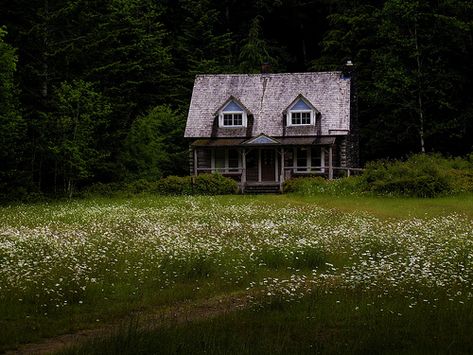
xmin=1 ymin=194 xmax=473 ymax=353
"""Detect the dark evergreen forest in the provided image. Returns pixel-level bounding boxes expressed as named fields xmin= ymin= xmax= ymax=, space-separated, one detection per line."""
xmin=1 ymin=0 xmax=472 ymax=197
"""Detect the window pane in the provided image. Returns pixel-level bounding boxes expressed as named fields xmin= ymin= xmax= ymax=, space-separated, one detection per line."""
xmin=228 ymin=149 xmax=239 ymax=168
xmin=223 ymin=114 xmax=232 ymax=126
xmin=311 ymin=147 xmax=321 ymax=168
xmin=215 ymin=150 xmax=225 ymax=169
xmin=296 ymin=147 xmax=307 ymax=169
xmin=233 ymin=114 xmax=242 ymax=126
xmin=291 ymin=112 xmax=301 ymax=125
xmin=301 ymin=112 xmax=311 ymax=124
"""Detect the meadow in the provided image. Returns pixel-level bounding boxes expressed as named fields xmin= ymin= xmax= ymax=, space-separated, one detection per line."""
xmin=1 ymin=194 xmax=473 ymax=354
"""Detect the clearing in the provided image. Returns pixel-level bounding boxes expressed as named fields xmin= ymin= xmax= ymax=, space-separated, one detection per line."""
xmin=1 ymin=194 xmax=473 ymax=353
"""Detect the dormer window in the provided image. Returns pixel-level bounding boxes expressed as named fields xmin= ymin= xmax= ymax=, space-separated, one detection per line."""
xmin=286 ymin=97 xmax=316 ymax=126
xmin=219 ymin=100 xmax=248 ymax=127
xmin=223 ymin=113 xmax=242 ymax=126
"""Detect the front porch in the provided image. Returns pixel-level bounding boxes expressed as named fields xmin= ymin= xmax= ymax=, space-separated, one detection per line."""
xmin=190 ymin=136 xmax=360 ymax=193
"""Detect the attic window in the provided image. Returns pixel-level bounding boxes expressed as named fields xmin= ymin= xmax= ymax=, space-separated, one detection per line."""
xmin=219 ymin=100 xmax=247 ymax=127
xmin=287 ymin=98 xmax=315 ymax=126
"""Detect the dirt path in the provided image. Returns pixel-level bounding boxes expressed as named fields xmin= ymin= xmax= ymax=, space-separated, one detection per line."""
xmin=6 ymin=291 xmax=253 ymax=355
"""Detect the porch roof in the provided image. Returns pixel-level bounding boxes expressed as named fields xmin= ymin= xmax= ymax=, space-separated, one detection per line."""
xmin=191 ymin=136 xmax=335 ymax=147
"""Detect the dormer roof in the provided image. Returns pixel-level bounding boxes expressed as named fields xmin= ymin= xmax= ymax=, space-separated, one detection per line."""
xmin=284 ymin=94 xmax=320 ymax=114
xmin=213 ymin=96 xmax=252 ymax=116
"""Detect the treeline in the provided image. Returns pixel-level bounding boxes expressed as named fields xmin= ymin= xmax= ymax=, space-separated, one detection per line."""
xmin=0 ymin=0 xmax=472 ymax=199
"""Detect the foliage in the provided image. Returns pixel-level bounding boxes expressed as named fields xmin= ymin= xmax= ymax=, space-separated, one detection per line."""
xmin=314 ymin=0 xmax=473 ymax=160
xmin=283 ymin=176 xmax=363 ymax=195
xmin=193 ymin=174 xmax=239 ymax=195
xmin=154 ymin=176 xmax=193 ymax=195
xmin=284 ymin=154 xmax=473 ymax=197
xmin=239 ymin=16 xmax=276 ymax=72
xmin=359 ymin=154 xmax=473 ymax=197
xmin=155 ymin=174 xmax=238 ymax=196
xmin=123 ymin=106 xmax=188 ymax=180
xmin=0 ymin=26 xmax=28 ymax=200
xmin=47 ymin=80 xmax=111 ymax=197
xmin=0 ymin=0 xmax=473 ymax=199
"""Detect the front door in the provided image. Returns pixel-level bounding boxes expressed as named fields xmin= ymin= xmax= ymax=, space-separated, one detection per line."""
xmin=246 ymin=150 xmax=258 ymax=182
xmin=261 ymin=149 xmax=276 ymax=181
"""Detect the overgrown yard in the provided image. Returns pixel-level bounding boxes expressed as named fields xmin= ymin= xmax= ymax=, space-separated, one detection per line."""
xmin=1 ymin=195 xmax=473 ymax=353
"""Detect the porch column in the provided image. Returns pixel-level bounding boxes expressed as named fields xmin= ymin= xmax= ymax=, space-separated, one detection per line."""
xmin=258 ymin=149 xmax=262 ymax=182
xmin=280 ymin=147 xmax=285 ymax=191
xmin=241 ymin=148 xmax=246 ymax=192
xmin=193 ymin=148 xmax=198 ymax=176
xmin=328 ymin=145 xmax=333 ymax=180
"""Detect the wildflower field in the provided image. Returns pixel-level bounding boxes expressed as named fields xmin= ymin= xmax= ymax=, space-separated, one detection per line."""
xmin=1 ymin=195 xmax=473 ymax=354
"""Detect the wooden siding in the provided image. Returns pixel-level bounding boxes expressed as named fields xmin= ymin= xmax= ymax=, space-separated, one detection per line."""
xmin=196 ymin=149 xmax=211 ymax=170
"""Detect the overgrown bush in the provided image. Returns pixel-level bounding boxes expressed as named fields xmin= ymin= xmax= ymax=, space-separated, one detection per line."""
xmin=283 ymin=176 xmax=362 ymax=196
xmin=154 ymin=176 xmax=192 ymax=195
xmin=283 ymin=154 xmax=473 ymax=198
xmin=193 ymin=174 xmax=239 ymax=195
xmin=360 ymin=154 xmax=456 ymax=197
xmin=82 ymin=174 xmax=238 ymax=196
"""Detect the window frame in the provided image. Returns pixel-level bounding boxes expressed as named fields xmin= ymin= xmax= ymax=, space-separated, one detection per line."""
xmin=293 ymin=146 xmax=325 ymax=173
xmin=218 ymin=100 xmax=248 ymax=128
xmin=221 ymin=112 xmax=244 ymax=127
xmin=286 ymin=98 xmax=316 ymax=127
xmin=211 ymin=148 xmax=241 ymax=173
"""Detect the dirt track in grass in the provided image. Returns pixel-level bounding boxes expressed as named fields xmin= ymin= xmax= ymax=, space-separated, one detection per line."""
xmin=6 ymin=291 xmax=252 ymax=355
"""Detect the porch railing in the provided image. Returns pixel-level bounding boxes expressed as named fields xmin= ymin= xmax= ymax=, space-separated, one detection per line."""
xmin=283 ymin=166 xmax=364 ymax=178
xmin=195 ymin=166 xmax=364 ymax=180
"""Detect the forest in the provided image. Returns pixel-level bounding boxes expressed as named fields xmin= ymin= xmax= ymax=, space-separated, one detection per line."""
xmin=0 ymin=0 xmax=472 ymax=198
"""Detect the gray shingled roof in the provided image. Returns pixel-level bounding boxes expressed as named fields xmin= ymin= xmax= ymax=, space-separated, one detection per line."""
xmin=185 ymin=72 xmax=351 ymax=138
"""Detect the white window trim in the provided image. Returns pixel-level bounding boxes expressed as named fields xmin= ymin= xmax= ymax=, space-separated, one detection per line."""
xmin=287 ymin=110 xmax=314 ymax=127
xmin=219 ymin=111 xmax=248 ymax=128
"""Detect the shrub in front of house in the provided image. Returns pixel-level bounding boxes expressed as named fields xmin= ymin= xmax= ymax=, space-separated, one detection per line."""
xmin=283 ymin=176 xmax=362 ymax=196
xmin=192 ymin=173 xmax=239 ymax=195
xmin=154 ymin=176 xmax=192 ymax=195
xmin=83 ymin=174 xmax=238 ymax=196
xmin=154 ymin=174 xmax=238 ymax=195
xmin=283 ymin=154 xmax=473 ymax=198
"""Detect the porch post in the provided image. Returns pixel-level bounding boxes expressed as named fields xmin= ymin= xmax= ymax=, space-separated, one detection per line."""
xmin=258 ymin=149 xmax=262 ymax=182
xmin=328 ymin=145 xmax=333 ymax=180
xmin=241 ymin=148 xmax=246 ymax=192
xmin=193 ymin=148 xmax=198 ymax=176
xmin=280 ymin=147 xmax=285 ymax=192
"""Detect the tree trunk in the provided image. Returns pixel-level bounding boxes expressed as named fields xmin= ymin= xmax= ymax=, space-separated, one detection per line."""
xmin=414 ymin=19 xmax=426 ymax=153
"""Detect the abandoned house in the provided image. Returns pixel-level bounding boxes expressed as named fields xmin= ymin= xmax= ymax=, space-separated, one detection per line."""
xmin=184 ymin=67 xmax=359 ymax=193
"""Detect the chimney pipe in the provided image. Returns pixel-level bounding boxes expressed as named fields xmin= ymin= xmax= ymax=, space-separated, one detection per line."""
xmin=261 ymin=62 xmax=271 ymax=74
xmin=342 ymin=60 xmax=354 ymax=78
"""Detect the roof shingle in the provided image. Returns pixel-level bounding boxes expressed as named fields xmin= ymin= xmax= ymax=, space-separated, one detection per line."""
xmin=185 ymin=72 xmax=350 ymax=138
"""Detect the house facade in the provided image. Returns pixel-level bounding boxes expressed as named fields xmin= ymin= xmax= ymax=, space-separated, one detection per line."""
xmin=184 ymin=70 xmax=359 ymax=192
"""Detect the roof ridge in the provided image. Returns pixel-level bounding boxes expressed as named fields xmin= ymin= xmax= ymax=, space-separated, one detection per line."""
xmin=195 ymin=71 xmax=342 ymax=78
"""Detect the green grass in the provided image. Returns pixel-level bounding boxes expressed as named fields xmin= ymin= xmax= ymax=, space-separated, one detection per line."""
xmin=63 ymin=287 xmax=473 ymax=354
xmin=1 ymin=194 xmax=473 ymax=353
xmin=278 ymin=193 xmax=473 ymax=219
